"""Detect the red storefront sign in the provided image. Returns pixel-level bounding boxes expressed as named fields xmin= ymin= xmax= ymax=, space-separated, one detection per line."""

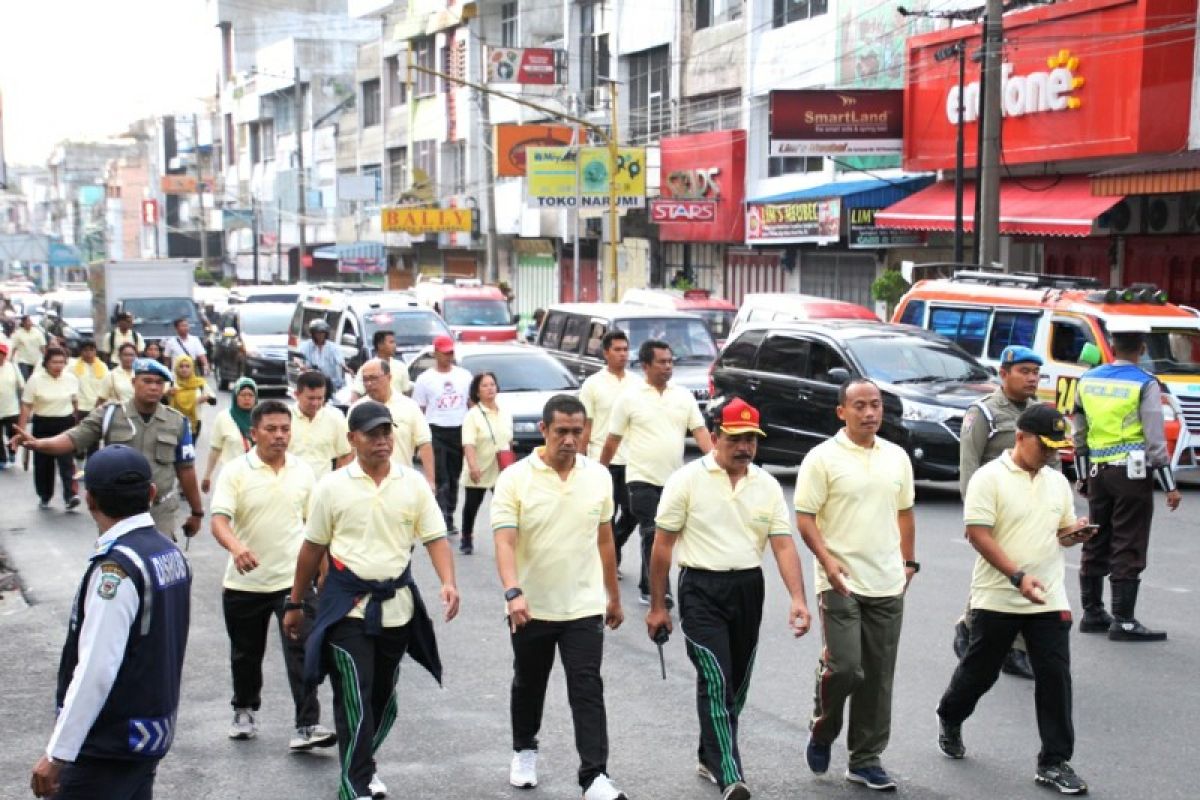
xmin=769 ymin=90 xmax=904 ymax=156
xmin=656 ymin=130 xmax=747 ymax=242
xmin=902 ymin=0 xmax=1197 ymax=173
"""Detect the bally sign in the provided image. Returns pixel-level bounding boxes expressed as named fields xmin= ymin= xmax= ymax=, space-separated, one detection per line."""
xmin=381 ymin=207 xmax=474 ymax=234
xmin=770 ymin=90 xmax=903 ymax=156
xmin=903 ymin=0 xmax=1196 ymax=172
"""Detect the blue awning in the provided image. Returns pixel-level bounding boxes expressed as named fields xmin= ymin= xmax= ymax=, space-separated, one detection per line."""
xmin=748 ymin=175 xmax=935 ymax=209
xmin=314 ymin=241 xmax=387 ymax=275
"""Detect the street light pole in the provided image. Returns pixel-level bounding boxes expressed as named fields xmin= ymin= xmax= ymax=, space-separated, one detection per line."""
xmin=978 ymin=0 xmax=1003 ymax=266
xmin=294 ymin=67 xmax=307 ymax=281
xmin=935 ymin=42 xmax=966 ymax=263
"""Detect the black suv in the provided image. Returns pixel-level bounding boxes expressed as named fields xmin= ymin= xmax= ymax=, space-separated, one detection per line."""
xmin=709 ymin=321 xmax=996 ymax=479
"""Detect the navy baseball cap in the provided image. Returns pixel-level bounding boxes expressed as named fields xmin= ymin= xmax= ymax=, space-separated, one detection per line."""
xmin=83 ymin=445 xmax=153 ymax=493
xmin=348 ymin=400 xmax=393 ymax=433
xmin=999 ymin=345 xmax=1043 ymax=368
xmin=1017 ymin=404 xmax=1070 ymax=449
xmin=133 ymin=358 xmax=172 ymax=381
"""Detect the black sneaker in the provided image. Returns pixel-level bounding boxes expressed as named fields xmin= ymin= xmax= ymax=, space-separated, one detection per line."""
xmin=66 ymin=495 xmax=81 ymax=510
xmin=1001 ymin=648 xmax=1035 ymax=680
xmin=937 ymin=715 xmax=965 ymax=759
xmin=722 ymin=781 xmax=751 ymax=800
xmin=459 ymin=541 xmax=473 ymax=555
xmin=1035 ymin=762 xmax=1088 ymax=794
xmin=846 ymin=765 xmax=897 ymax=791
xmin=805 ymin=733 xmax=831 ymax=775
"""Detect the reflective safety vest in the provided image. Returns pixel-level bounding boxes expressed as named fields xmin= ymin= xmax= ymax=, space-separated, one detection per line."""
xmin=1077 ymin=363 xmax=1154 ymax=463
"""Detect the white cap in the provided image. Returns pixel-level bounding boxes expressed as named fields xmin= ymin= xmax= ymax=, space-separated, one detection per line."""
xmin=1104 ymin=316 xmax=1151 ymax=334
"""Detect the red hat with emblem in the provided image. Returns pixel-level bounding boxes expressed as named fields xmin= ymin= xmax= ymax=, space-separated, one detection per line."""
xmin=719 ymin=398 xmax=765 ymax=437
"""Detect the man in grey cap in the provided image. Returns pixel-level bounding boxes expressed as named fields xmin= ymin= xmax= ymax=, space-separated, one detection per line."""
xmin=11 ymin=359 xmax=205 ymax=539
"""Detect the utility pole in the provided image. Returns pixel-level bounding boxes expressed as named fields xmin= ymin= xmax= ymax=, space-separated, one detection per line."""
xmin=977 ymin=0 xmax=1003 ymax=266
xmin=605 ymin=78 xmax=620 ymax=302
xmin=294 ymin=67 xmax=307 ymax=280
xmin=193 ymin=114 xmax=209 ymax=272
xmin=935 ymin=42 xmax=967 ymax=263
xmin=478 ymin=35 xmax=499 ymax=284
xmin=251 ymin=196 xmax=260 ymax=284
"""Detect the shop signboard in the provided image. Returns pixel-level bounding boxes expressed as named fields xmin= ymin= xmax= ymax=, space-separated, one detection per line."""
xmin=847 ymin=206 xmax=926 ymax=248
xmin=486 ymin=47 xmax=565 ymax=85
xmin=770 ymin=90 xmax=903 ymax=156
xmin=656 ymin=130 xmax=747 ymax=242
xmin=380 ymin=207 xmax=473 ymax=234
xmin=524 ymin=146 xmax=646 ymax=209
xmin=746 ymin=198 xmax=842 ymax=245
xmin=494 ymin=124 xmax=575 ymax=178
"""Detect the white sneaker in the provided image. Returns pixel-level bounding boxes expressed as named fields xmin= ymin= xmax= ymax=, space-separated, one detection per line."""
xmin=510 ymin=749 xmax=538 ymax=789
xmin=228 ymin=708 xmax=257 ymax=740
xmin=289 ymin=723 xmax=337 ymax=751
xmin=368 ymin=773 xmax=388 ymax=798
xmin=583 ymin=773 xmax=628 ymax=800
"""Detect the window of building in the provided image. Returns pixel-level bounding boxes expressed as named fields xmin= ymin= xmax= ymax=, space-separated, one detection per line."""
xmin=579 ymin=1 xmax=610 ymax=111
xmin=224 ymin=114 xmax=235 ymax=166
xmin=767 ymin=155 xmax=824 ymax=177
xmin=628 ymin=46 xmax=670 ymax=143
xmin=413 ymin=37 xmax=436 ymax=97
xmin=387 ymin=147 xmax=407 ymax=199
xmin=773 ymin=0 xmax=828 ymax=27
xmin=361 ymin=164 xmax=382 ymax=203
xmin=987 ymin=311 xmax=1039 ymax=359
xmin=413 ymin=140 xmax=438 ymax=194
xmin=680 ymin=90 xmax=741 ymax=133
xmin=362 ymin=79 xmax=382 ymax=128
xmin=501 ymin=2 xmax=519 ymax=47
xmin=248 ymin=122 xmax=261 ymax=165
xmin=441 ymin=141 xmax=466 ymax=195
xmin=260 ymin=119 xmax=274 ymax=162
xmin=274 ymin=91 xmax=295 ymax=134
xmin=385 ymin=56 xmax=406 ymax=107
xmin=697 ymin=0 xmax=742 ymax=29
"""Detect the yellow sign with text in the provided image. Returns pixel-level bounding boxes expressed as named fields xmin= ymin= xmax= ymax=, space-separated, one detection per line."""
xmin=524 ymin=146 xmax=646 ymax=208
xmin=381 ymin=207 xmax=474 ymax=234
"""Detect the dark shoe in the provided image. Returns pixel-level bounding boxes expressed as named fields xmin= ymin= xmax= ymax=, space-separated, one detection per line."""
xmin=1001 ymin=648 xmax=1035 ymax=680
xmin=1035 ymin=761 xmax=1088 ymax=794
xmin=846 ymin=765 xmax=897 ymax=791
xmin=459 ymin=540 xmax=473 ymax=555
xmin=721 ymin=781 xmax=751 ymax=800
xmin=1078 ymin=575 xmax=1113 ymax=632
xmin=952 ymin=619 xmax=970 ymax=659
xmin=38 ymin=498 xmax=51 ymax=509
xmin=1109 ymin=579 xmax=1167 ymax=642
xmin=805 ymin=733 xmax=831 ymax=775
xmin=65 ymin=495 xmax=81 ymax=510
xmin=937 ymin=715 xmax=965 ymax=759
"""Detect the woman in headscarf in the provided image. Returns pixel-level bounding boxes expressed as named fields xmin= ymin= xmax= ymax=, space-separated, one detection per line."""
xmin=201 ymin=376 xmax=257 ymax=493
xmin=167 ymin=354 xmax=216 ymax=436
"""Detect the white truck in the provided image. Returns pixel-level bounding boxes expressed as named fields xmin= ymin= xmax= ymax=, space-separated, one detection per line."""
xmin=90 ymin=259 xmax=200 ymax=352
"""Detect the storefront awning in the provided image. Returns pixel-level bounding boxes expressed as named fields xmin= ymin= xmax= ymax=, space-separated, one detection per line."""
xmin=748 ymin=175 xmax=934 ymax=209
xmin=1091 ymin=152 xmax=1200 ymax=196
xmin=875 ymin=176 xmax=1123 ymax=237
xmin=314 ymin=241 xmax=388 ymax=275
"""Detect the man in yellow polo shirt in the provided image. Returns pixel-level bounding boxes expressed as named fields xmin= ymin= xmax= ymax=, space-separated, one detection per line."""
xmin=283 ymin=400 xmax=459 ymax=800
xmin=356 ymin=357 xmax=434 ymax=488
xmin=795 ymin=379 xmax=916 ymax=792
xmin=579 ymin=330 xmax=637 ymax=571
xmin=348 ymin=330 xmax=413 ymax=401
xmin=492 ymin=394 xmax=627 ymax=800
xmin=646 ymin=398 xmax=811 ymax=800
xmin=937 ymin=404 xmax=1094 ymax=795
xmin=210 ymin=398 xmax=336 ymax=751
xmin=288 ymin=370 xmax=352 ymax=479
xmin=600 ymin=338 xmax=712 ymax=605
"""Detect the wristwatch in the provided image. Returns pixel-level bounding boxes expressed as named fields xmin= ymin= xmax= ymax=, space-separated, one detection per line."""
xmin=504 ymin=587 xmax=524 ymax=602
xmin=190 ymin=509 xmax=204 ymax=518
xmin=904 ymin=560 xmax=921 ymax=573
xmin=283 ymin=599 xmax=306 ymax=612
xmin=1009 ymin=570 xmax=1026 ymax=588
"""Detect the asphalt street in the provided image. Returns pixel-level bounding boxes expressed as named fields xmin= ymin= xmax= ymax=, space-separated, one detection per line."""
xmin=1 ymin=389 xmax=1197 ymax=800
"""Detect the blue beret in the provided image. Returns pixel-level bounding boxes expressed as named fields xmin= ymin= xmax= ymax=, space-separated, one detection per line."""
xmin=133 ymin=358 xmax=172 ymax=381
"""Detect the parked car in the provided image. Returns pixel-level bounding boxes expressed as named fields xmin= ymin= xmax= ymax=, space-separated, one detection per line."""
xmin=41 ymin=290 xmax=95 ymax=354
xmin=622 ymin=287 xmax=737 ymax=346
xmin=229 ymin=285 xmax=304 ymax=305
xmin=213 ymin=302 xmax=292 ymax=391
xmin=403 ymin=343 xmax=579 ymax=452
xmin=728 ymin=292 xmax=879 ymax=341
xmin=709 ymin=320 xmax=995 ymax=478
xmin=535 ymin=303 xmax=718 ymax=411
xmin=287 ymin=289 xmax=452 ymax=388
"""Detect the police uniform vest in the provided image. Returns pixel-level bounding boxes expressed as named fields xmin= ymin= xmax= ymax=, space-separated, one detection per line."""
xmin=56 ymin=525 xmax=191 ymax=760
xmin=97 ymin=402 xmax=191 ymax=531
xmin=1077 ymin=364 xmax=1154 ymax=463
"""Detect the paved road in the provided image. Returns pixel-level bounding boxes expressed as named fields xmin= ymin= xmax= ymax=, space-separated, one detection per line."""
xmin=1 ymin=392 xmax=1197 ymax=799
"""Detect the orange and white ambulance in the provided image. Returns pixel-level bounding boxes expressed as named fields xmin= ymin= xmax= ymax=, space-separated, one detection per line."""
xmin=892 ymin=270 xmax=1200 ymax=470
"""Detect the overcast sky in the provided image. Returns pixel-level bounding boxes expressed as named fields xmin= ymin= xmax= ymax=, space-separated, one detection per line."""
xmin=1 ymin=0 xmax=214 ymax=165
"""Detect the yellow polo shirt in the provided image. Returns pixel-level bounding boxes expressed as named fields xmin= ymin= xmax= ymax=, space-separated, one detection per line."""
xmin=99 ymin=367 xmax=135 ymax=404
xmin=579 ymin=368 xmax=632 ymax=464
xmin=11 ymin=326 xmax=46 ymax=366
xmin=794 ymin=430 xmax=915 ymax=598
xmin=306 ymin=462 xmax=447 ymax=627
xmin=656 ymin=454 xmax=792 ymax=571
xmin=491 ymin=450 xmax=614 ymax=622
xmin=461 ymin=403 xmax=514 ymax=488
xmin=0 ymin=361 xmax=25 ymax=418
xmin=212 ymin=450 xmax=316 ymax=593
xmin=210 ymin=411 xmax=251 ymax=464
xmin=607 ymin=381 xmax=705 ymax=486
xmin=69 ymin=359 xmax=110 ymax=409
xmin=351 ymin=360 xmax=412 ymax=397
xmin=289 ymin=404 xmax=352 ymax=478
xmin=964 ymin=451 xmax=1076 ymax=614
xmin=21 ymin=370 xmax=78 ymax=417
xmin=373 ymin=392 xmax=431 ymax=469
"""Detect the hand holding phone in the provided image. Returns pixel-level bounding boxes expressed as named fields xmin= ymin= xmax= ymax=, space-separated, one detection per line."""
xmin=1058 ymin=521 xmax=1099 ymax=546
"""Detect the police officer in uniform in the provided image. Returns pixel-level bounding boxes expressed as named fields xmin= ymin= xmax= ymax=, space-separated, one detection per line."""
xmin=30 ymin=445 xmax=191 ymax=799
xmin=954 ymin=345 xmax=1044 ymax=679
xmin=12 ymin=359 xmax=205 ymax=538
xmin=1073 ymin=321 xmax=1181 ymax=641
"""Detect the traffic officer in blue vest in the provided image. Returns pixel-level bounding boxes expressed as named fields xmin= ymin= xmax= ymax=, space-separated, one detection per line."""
xmin=1072 ymin=320 xmax=1181 ymax=642
xmin=30 ymin=445 xmax=192 ymax=799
